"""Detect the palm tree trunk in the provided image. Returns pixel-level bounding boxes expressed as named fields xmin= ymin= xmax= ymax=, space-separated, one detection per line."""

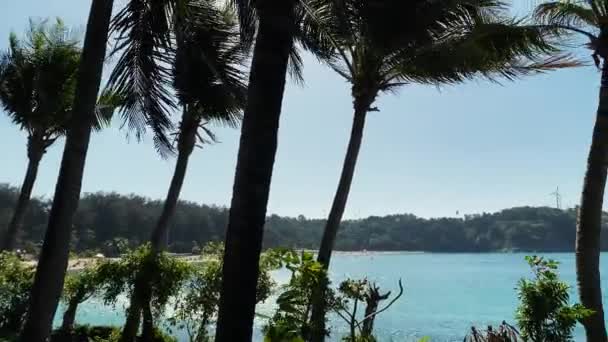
xmin=1 ymin=135 xmax=45 ymax=251
xmin=19 ymin=1 xmax=114 ymax=341
xmin=141 ymin=301 xmax=154 ymax=341
xmin=120 ymin=295 xmax=142 ymax=342
xmin=150 ymin=109 xmax=198 ymax=251
xmin=214 ymin=2 xmax=295 ymax=341
xmin=311 ymin=97 xmax=370 ymax=342
xmin=577 ymin=61 xmax=608 ymax=342
xmin=133 ymin=108 xmax=199 ymax=340
xmin=60 ymin=298 xmax=79 ymax=331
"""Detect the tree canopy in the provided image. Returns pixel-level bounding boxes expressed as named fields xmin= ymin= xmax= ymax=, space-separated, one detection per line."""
xmin=0 ymin=183 xmax=597 ymax=255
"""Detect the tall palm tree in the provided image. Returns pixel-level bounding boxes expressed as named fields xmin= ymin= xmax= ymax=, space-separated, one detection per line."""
xmin=214 ymin=0 xmax=298 ymax=338
xmin=153 ymin=1 xmax=246 ymax=254
xmin=19 ymin=1 xmax=115 ymax=340
xmin=0 ymin=19 xmax=117 ymax=252
xmin=215 ymin=0 xmax=331 ymax=340
xmin=305 ymin=0 xmax=575 ymax=339
xmin=534 ymin=1 xmax=608 ymax=340
xmin=101 ymin=0 xmax=324 ymax=338
xmin=110 ymin=2 xmax=248 ymax=340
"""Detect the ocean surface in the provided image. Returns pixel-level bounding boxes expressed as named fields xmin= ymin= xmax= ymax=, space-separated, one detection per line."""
xmin=52 ymin=252 xmax=604 ymax=341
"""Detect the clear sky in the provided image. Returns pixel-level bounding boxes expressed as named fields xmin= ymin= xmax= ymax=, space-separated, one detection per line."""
xmin=0 ymin=0 xmax=600 ymax=219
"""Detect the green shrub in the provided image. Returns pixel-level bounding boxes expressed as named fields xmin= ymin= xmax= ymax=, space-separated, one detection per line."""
xmin=0 ymin=334 xmax=17 ymax=342
xmin=516 ymin=256 xmax=592 ymax=342
xmin=171 ymin=242 xmax=278 ymax=342
xmin=60 ymin=262 xmax=109 ymax=330
xmin=51 ymin=325 xmax=117 ymax=341
xmin=50 ymin=325 xmax=176 ymax=342
xmin=463 ymin=322 xmax=519 ymax=342
xmin=0 ymin=252 xmax=34 ymax=333
xmin=263 ymin=250 xmax=327 ymax=341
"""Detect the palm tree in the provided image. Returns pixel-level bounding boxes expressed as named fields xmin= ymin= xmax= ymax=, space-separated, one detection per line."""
xmin=534 ymin=1 xmax=608 ymax=340
xmin=89 ymin=0 xmax=321 ymax=339
xmin=215 ymin=0 xmax=331 ymax=340
xmin=0 ymin=19 xmax=117 ymax=252
xmin=214 ymin=0 xmax=299 ymax=338
xmin=110 ymin=3 xmax=248 ymax=340
xmin=305 ymin=0 xmax=575 ymax=339
xmin=19 ymin=1 xmax=115 ymax=340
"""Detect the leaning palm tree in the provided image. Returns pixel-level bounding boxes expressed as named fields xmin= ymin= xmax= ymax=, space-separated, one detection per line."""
xmin=534 ymin=1 xmax=608 ymax=340
xmin=0 ymin=19 xmax=117 ymax=252
xmin=215 ymin=0 xmax=332 ymax=342
xmin=112 ymin=2 xmax=248 ymax=340
xmin=214 ymin=1 xmax=332 ymax=339
xmin=214 ymin=0 xmax=300 ymax=337
xmin=305 ymin=0 xmax=576 ymax=339
xmin=104 ymin=0 xmax=327 ymax=338
xmin=19 ymin=1 xmax=115 ymax=341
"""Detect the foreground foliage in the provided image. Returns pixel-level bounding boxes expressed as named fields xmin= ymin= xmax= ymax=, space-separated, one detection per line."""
xmin=262 ymin=250 xmax=403 ymax=342
xmin=463 ymin=322 xmax=520 ymax=342
xmin=263 ymin=250 xmax=328 ymax=341
xmin=516 ymin=256 xmax=591 ymax=342
xmin=170 ymin=242 xmax=278 ymax=342
xmin=0 ymin=252 xmax=593 ymax=341
xmin=0 ymin=252 xmax=34 ymax=333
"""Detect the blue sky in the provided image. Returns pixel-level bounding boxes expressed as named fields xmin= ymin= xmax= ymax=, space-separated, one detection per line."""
xmin=0 ymin=0 xmax=600 ymax=219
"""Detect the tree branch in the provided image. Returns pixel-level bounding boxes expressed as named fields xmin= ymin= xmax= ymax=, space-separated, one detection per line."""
xmin=357 ymin=279 xmax=404 ymax=326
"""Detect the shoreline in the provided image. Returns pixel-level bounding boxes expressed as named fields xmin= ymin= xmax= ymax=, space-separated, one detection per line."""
xmin=22 ymin=250 xmax=581 ymax=272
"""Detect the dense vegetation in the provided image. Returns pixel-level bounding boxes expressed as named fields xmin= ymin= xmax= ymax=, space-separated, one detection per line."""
xmin=0 ymin=244 xmax=586 ymax=342
xmin=1 ymin=184 xmax=599 ymax=255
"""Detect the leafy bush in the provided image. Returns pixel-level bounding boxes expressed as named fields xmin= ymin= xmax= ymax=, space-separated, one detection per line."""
xmin=171 ymin=242 xmax=279 ymax=342
xmin=263 ymin=250 xmax=327 ymax=342
xmin=0 ymin=252 xmax=34 ymax=332
xmin=515 ymin=256 xmax=592 ymax=342
xmin=463 ymin=322 xmax=520 ymax=342
xmin=60 ymin=261 xmax=111 ymax=330
xmin=50 ymin=325 xmax=176 ymax=342
xmin=263 ymin=251 xmax=403 ymax=342
xmin=103 ymin=245 xmax=193 ymax=313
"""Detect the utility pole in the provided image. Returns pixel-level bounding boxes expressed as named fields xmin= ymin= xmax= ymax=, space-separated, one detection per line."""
xmin=550 ymin=186 xmax=562 ymax=209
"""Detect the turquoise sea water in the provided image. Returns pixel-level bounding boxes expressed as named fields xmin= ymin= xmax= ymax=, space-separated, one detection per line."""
xmin=53 ymin=252 xmax=603 ymax=341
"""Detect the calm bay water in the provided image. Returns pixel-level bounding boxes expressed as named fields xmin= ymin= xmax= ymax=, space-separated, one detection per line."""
xmin=53 ymin=252 xmax=604 ymax=341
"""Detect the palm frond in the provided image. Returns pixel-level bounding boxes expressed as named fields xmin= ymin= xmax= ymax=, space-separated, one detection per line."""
xmin=296 ymin=0 xmax=352 ymax=75
xmin=229 ymin=0 xmax=257 ymax=46
xmin=93 ymin=88 xmax=126 ymax=131
xmin=287 ymin=46 xmax=305 ymax=85
xmin=197 ymin=123 xmax=219 ymax=146
xmin=172 ymin=0 xmax=247 ymax=131
xmin=534 ymin=0 xmax=598 ymax=39
xmin=383 ymin=19 xmax=579 ymax=86
xmin=302 ymin=0 xmax=577 ymax=99
xmin=106 ymin=0 xmax=176 ymax=156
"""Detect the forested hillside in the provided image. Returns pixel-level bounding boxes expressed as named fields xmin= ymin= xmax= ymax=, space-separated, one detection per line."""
xmin=0 ymin=184 xmax=600 ymax=255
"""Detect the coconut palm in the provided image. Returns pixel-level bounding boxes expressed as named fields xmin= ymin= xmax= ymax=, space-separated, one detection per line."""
xmin=306 ymin=0 xmax=576 ymax=339
xmin=534 ymin=1 xmax=608 ymax=340
xmin=213 ymin=0 xmax=336 ymax=338
xmin=19 ymin=1 xmax=115 ymax=340
xmin=86 ymin=0 xmax=320 ymax=338
xmin=0 ymin=19 xmax=118 ymax=252
xmin=213 ymin=0 xmax=300 ymax=337
xmin=93 ymin=0 xmax=274 ymax=339
xmin=111 ymin=2 xmax=248 ymax=340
